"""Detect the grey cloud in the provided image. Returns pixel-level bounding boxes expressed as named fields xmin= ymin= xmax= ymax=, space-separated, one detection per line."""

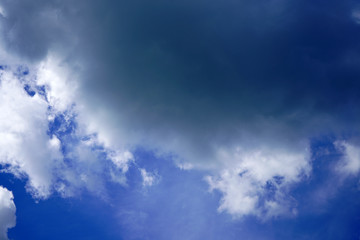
xmin=1 ymin=0 xmax=360 ymax=167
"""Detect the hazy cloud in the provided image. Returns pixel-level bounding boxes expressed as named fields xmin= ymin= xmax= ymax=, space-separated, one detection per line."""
xmin=335 ymin=141 xmax=360 ymax=176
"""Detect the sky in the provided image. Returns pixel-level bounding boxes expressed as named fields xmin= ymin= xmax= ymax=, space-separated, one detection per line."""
xmin=0 ymin=0 xmax=360 ymax=239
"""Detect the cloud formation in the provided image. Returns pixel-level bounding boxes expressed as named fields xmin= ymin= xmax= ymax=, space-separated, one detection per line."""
xmin=0 ymin=68 xmax=59 ymax=197
xmin=206 ymin=146 xmax=309 ymax=218
xmin=0 ymin=186 xmax=16 ymax=240
xmin=1 ymin=0 xmax=360 ymax=217
xmin=0 ymin=64 xmax=134 ymax=199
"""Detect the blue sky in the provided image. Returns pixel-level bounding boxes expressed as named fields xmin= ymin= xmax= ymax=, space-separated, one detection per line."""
xmin=1 ymin=0 xmax=360 ymax=239
xmin=1 ymin=141 xmax=360 ymax=240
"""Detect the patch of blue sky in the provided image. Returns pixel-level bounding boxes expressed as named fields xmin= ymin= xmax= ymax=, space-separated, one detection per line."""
xmin=17 ymin=66 xmax=47 ymax=102
xmin=47 ymin=109 xmax=77 ymax=139
xmin=23 ymin=84 xmax=36 ymax=97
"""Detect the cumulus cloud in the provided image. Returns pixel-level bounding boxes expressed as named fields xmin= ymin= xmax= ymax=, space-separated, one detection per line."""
xmin=0 ymin=186 xmax=16 ymax=240
xmin=0 ymin=68 xmax=60 ymax=198
xmin=206 ymin=147 xmax=309 ymax=218
xmin=1 ymin=0 xmax=360 ymax=218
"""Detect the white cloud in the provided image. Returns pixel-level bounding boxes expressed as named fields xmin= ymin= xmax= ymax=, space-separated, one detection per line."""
xmin=0 ymin=186 xmax=16 ymax=240
xmin=334 ymin=141 xmax=360 ymax=176
xmin=0 ymin=61 xmax=134 ymax=199
xmin=206 ymin=146 xmax=310 ymax=218
xmin=35 ymin=55 xmax=79 ymax=112
xmin=207 ymin=170 xmax=259 ymax=217
xmin=139 ymin=168 xmax=158 ymax=187
xmin=0 ymin=69 xmax=61 ymax=198
xmin=175 ymin=162 xmax=194 ymax=170
xmin=109 ymin=151 xmax=134 ymax=173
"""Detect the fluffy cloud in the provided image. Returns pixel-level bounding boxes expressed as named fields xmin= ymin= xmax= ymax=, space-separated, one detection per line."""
xmin=0 ymin=68 xmax=60 ymax=198
xmin=0 ymin=63 xmax=134 ymax=199
xmin=206 ymin=146 xmax=309 ymax=218
xmin=0 ymin=186 xmax=16 ymax=240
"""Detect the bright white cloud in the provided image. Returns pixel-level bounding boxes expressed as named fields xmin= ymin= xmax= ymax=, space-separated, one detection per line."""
xmin=36 ymin=56 xmax=77 ymax=112
xmin=0 ymin=69 xmax=61 ymax=198
xmin=207 ymin=170 xmax=259 ymax=217
xmin=206 ymin=146 xmax=310 ymax=218
xmin=0 ymin=186 xmax=16 ymax=240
